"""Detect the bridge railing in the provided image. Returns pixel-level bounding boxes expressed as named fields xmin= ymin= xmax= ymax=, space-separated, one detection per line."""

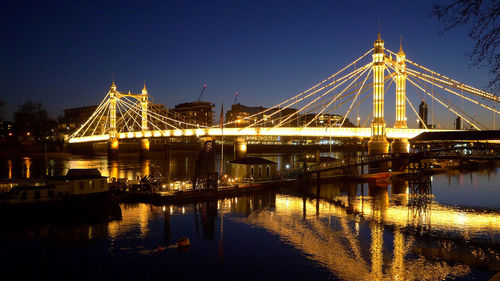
xmin=308 ymin=148 xmax=499 ymax=174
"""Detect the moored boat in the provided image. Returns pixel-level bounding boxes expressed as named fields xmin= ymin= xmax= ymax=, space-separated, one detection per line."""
xmin=3 ymin=168 xmax=112 ymax=206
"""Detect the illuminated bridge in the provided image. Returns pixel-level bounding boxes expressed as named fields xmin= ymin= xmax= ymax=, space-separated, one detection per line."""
xmin=68 ymin=32 xmax=499 ymax=155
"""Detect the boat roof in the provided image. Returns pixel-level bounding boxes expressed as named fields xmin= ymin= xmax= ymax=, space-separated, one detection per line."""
xmin=49 ymin=168 xmax=106 ymax=180
xmin=10 ymin=185 xmax=54 ymax=191
xmin=229 ymin=157 xmax=277 ymax=165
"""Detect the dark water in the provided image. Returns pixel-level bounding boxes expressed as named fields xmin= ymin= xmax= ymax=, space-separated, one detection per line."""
xmin=1 ymin=154 xmax=499 ymax=280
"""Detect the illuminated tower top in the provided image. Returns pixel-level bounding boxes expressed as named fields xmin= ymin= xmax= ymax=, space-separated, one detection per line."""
xmin=142 ymin=81 xmax=148 ymax=95
xmin=374 ymin=32 xmax=384 ymax=54
xmin=110 ymin=81 xmax=117 ymax=91
xmin=397 ymin=36 xmax=406 ymax=63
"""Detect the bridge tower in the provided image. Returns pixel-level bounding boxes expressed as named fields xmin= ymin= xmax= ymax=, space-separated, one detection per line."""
xmin=108 ymin=81 xmax=119 ymax=156
xmin=140 ymin=83 xmax=150 ymax=156
xmin=368 ymin=32 xmax=389 ymax=155
xmin=391 ymin=39 xmax=410 ymax=154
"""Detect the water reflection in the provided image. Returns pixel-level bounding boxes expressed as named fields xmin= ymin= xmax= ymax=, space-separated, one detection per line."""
xmin=1 ymin=188 xmax=499 ymax=280
xmin=7 ymin=160 xmax=12 ymax=179
xmin=0 ymin=203 xmax=122 ymax=244
xmin=1 ymin=155 xmax=500 ymax=280
xmin=23 ymin=157 xmax=31 ymax=179
xmin=239 ymin=193 xmax=481 ymax=280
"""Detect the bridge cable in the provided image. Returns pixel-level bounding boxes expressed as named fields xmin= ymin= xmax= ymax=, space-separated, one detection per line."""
xmin=257 ymin=63 xmax=372 ymax=129
xmin=406 ymin=68 xmax=500 ymax=115
xmin=70 ymin=92 xmax=110 ymax=138
xmin=222 ymin=49 xmax=374 ymax=128
xmin=339 ymin=67 xmax=373 ymax=127
xmin=302 ymin=66 xmax=372 ymax=128
xmin=406 ymin=76 xmax=481 ymax=130
xmin=77 ymin=98 xmax=110 ymax=138
xmin=386 ymin=48 xmax=498 ymax=103
xmin=385 ymin=62 xmax=442 ymax=129
xmin=407 ymin=72 xmax=487 ymax=129
xmin=273 ymin=63 xmax=373 ymax=128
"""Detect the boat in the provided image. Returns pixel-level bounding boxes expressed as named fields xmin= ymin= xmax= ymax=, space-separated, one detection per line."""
xmin=0 ymin=169 xmax=121 ymax=222
xmin=4 ymin=168 xmax=111 ymax=206
xmin=360 ymin=171 xmax=393 ymax=181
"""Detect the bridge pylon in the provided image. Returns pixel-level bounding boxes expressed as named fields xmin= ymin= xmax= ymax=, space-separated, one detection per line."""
xmin=391 ymin=40 xmax=410 ymax=155
xmin=140 ymin=83 xmax=150 ymax=157
xmin=108 ymin=81 xmax=119 ymax=157
xmin=368 ymin=32 xmax=389 ymax=155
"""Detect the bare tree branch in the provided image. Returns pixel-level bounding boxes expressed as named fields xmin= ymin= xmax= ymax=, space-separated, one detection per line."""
xmin=432 ymin=0 xmax=500 ymax=93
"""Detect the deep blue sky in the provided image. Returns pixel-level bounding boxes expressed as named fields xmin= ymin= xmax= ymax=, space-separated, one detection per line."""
xmin=1 ymin=0 xmax=495 ymax=128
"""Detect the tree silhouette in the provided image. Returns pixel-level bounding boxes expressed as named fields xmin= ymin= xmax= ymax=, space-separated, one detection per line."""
xmin=14 ymin=101 xmax=50 ymax=140
xmin=432 ymin=0 xmax=500 ymax=92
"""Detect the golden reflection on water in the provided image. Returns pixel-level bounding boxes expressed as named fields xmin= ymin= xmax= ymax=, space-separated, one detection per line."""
xmin=142 ymin=159 xmax=150 ymax=177
xmin=8 ymin=160 xmax=12 ymax=179
xmin=239 ymin=195 xmax=473 ymax=280
xmin=23 ymin=157 xmax=31 ymax=179
xmin=99 ymin=191 xmax=500 ymax=280
xmin=390 ymin=229 xmax=405 ymax=281
xmin=110 ymin=161 xmax=118 ymax=179
xmin=63 ymin=158 xmax=152 ymax=181
xmin=370 ymin=223 xmax=383 ymax=280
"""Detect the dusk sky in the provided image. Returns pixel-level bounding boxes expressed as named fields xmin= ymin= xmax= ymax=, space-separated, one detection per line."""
xmin=1 ymin=0 xmax=495 ymax=128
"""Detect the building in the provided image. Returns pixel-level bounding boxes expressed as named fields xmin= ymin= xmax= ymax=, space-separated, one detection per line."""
xmin=226 ymin=103 xmax=297 ymax=127
xmin=0 ymin=121 xmax=15 ymax=140
xmin=58 ymin=105 xmax=100 ymax=140
xmin=229 ymin=157 xmax=278 ymax=182
xmin=455 ymin=116 xmax=461 ymax=130
xmin=418 ymin=101 xmax=428 ymax=129
xmin=173 ymin=101 xmax=214 ymax=127
xmin=226 ymin=104 xmax=265 ymax=127
xmin=300 ymin=113 xmax=354 ymax=127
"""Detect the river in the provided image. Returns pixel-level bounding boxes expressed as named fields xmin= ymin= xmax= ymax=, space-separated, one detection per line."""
xmin=0 ymin=153 xmax=499 ymax=280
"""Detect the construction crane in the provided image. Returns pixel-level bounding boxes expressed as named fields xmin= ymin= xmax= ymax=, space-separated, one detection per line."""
xmin=234 ymin=91 xmax=238 ymax=104
xmin=197 ymin=84 xmax=207 ymax=101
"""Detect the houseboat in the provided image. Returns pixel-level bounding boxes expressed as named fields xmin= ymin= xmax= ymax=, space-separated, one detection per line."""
xmin=7 ymin=168 xmax=110 ymax=205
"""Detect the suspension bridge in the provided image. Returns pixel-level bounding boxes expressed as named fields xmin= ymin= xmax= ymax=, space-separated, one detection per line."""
xmin=68 ymin=33 xmax=499 ymax=155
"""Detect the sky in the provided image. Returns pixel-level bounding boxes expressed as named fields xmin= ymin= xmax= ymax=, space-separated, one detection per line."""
xmin=1 ymin=0 xmax=496 ymax=128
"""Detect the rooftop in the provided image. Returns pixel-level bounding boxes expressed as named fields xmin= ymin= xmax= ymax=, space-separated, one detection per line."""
xmin=229 ymin=157 xmax=277 ymax=165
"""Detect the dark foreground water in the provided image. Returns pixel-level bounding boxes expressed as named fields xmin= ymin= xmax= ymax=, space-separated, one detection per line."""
xmin=1 ymin=155 xmax=500 ymax=280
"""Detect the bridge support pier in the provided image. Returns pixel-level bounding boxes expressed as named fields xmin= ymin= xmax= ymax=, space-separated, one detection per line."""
xmin=140 ymin=138 xmax=150 ymax=158
xmin=234 ymin=137 xmax=247 ymax=160
xmin=193 ymin=137 xmax=217 ymax=189
xmin=391 ymin=139 xmax=410 ymax=154
xmin=107 ymin=139 xmax=119 ymax=158
xmin=368 ymin=135 xmax=389 ymax=172
xmin=390 ymin=138 xmax=410 ymax=171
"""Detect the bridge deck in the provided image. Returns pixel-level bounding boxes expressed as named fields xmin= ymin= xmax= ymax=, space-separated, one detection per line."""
xmin=69 ymin=127 xmax=450 ymax=143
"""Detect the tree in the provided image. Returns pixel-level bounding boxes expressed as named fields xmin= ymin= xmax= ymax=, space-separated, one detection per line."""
xmin=14 ymin=101 xmax=50 ymax=140
xmin=431 ymin=0 xmax=500 ymax=92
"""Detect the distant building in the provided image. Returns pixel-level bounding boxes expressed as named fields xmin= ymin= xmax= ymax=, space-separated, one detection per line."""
xmin=225 ymin=103 xmax=297 ymax=127
xmin=418 ymin=101 xmax=428 ymax=129
xmin=226 ymin=104 xmax=264 ymax=127
xmin=173 ymin=101 xmax=214 ymax=127
xmin=0 ymin=121 xmax=15 ymax=140
xmin=300 ymin=113 xmax=354 ymax=127
xmin=58 ymin=105 xmax=100 ymax=140
xmin=455 ymin=116 xmax=461 ymax=130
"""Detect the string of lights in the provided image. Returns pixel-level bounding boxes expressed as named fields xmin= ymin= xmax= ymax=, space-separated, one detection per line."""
xmin=406 ymin=76 xmax=480 ymax=130
xmin=408 ymin=73 xmax=487 ymax=129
